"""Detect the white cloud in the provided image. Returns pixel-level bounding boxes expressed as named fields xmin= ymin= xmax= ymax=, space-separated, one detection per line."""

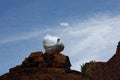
xmin=59 ymin=22 xmax=70 ymax=27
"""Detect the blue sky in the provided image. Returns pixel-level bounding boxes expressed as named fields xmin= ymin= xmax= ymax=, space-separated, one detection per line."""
xmin=1 ymin=0 xmax=120 ymax=75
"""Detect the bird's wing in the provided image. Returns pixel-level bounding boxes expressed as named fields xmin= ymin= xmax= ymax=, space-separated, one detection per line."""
xmin=43 ymin=40 xmax=52 ymax=47
xmin=43 ymin=40 xmax=54 ymax=51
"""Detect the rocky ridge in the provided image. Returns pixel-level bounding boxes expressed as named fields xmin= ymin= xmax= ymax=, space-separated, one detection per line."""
xmin=0 ymin=51 xmax=91 ymax=80
xmin=1 ymin=41 xmax=120 ymax=80
xmin=84 ymin=42 xmax=120 ymax=80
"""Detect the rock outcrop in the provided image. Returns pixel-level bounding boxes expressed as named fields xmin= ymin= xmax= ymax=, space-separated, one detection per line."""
xmin=84 ymin=42 xmax=120 ymax=80
xmin=2 ymin=41 xmax=120 ymax=80
xmin=0 ymin=51 xmax=91 ymax=80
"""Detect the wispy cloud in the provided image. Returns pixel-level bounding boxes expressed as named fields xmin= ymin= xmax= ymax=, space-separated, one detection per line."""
xmin=61 ymin=14 xmax=120 ymax=71
xmin=1 ymin=13 xmax=120 ymax=72
xmin=0 ymin=29 xmax=50 ymax=45
xmin=46 ymin=14 xmax=120 ymax=71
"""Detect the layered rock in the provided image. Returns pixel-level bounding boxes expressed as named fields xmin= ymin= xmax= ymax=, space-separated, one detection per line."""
xmin=99 ymin=41 xmax=120 ymax=80
xmin=0 ymin=51 xmax=91 ymax=80
xmin=84 ymin=41 xmax=120 ymax=80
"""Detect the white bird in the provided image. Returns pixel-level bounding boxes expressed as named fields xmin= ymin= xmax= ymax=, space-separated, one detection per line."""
xmin=43 ymin=38 xmax=64 ymax=53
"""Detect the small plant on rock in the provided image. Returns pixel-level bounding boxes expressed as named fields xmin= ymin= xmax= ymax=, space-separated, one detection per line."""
xmin=81 ymin=60 xmax=96 ymax=75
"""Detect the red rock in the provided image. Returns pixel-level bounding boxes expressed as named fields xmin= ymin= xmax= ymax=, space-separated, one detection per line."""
xmin=29 ymin=51 xmax=43 ymax=58
xmin=34 ymin=57 xmax=44 ymax=62
xmin=85 ymin=42 xmax=120 ymax=80
xmin=23 ymin=58 xmax=28 ymax=63
xmin=52 ymin=62 xmax=63 ymax=68
xmin=37 ymin=74 xmax=52 ymax=80
xmin=0 ymin=51 xmax=91 ymax=80
xmin=54 ymin=54 xmax=66 ymax=63
xmin=20 ymin=76 xmax=30 ymax=80
xmin=47 ymin=68 xmax=65 ymax=73
xmin=1 ymin=73 xmax=9 ymax=79
xmin=4 ymin=41 xmax=120 ymax=80
xmin=56 ymin=75 xmax=72 ymax=80
xmin=35 ymin=68 xmax=47 ymax=74
xmin=10 ymin=65 xmax=21 ymax=72
xmin=39 ymin=62 xmax=47 ymax=67
xmin=71 ymin=70 xmax=81 ymax=75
